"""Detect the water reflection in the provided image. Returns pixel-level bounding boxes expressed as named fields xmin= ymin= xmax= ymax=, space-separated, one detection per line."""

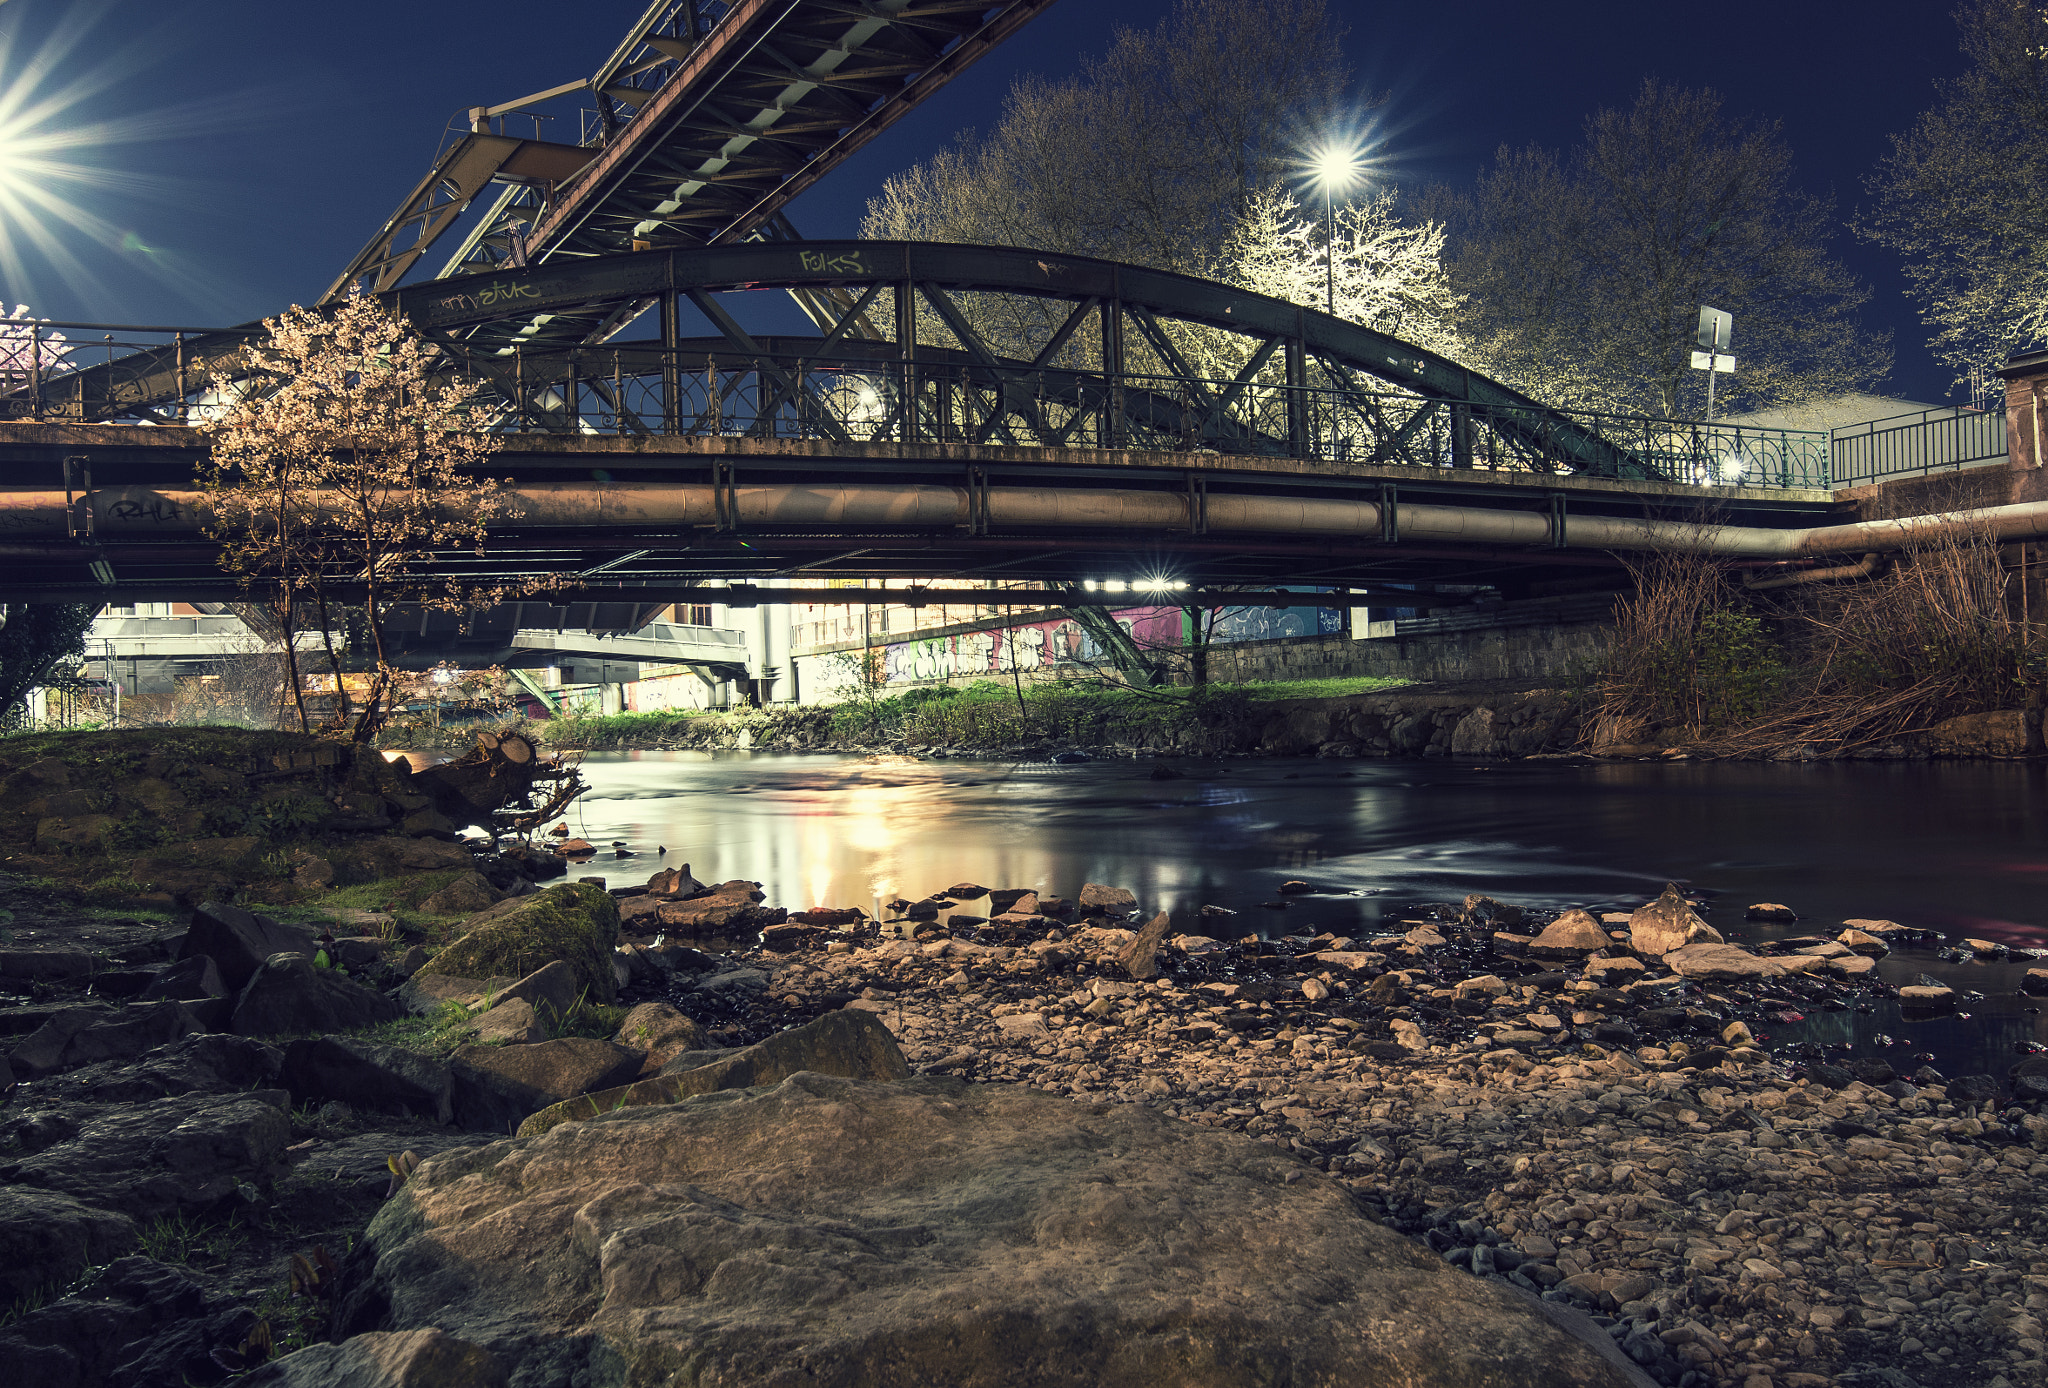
xmin=564 ymin=750 xmax=2048 ymax=1078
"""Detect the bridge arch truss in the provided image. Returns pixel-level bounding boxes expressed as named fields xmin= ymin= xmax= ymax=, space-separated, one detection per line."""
xmin=7 ymin=243 xmax=1830 ymax=491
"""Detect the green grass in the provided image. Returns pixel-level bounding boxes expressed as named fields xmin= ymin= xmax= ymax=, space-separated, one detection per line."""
xmin=1229 ymin=676 xmax=1410 ymax=701
xmin=345 ymin=1000 xmax=480 ymax=1057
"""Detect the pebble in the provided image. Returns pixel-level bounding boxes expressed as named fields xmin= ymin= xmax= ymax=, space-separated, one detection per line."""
xmin=691 ymin=887 xmax=2048 ymax=1388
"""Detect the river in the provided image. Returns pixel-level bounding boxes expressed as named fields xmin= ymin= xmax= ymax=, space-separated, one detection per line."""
xmin=562 ymin=750 xmax=2048 ymax=1083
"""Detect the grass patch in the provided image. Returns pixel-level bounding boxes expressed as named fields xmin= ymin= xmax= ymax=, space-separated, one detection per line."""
xmin=138 ymin=1210 xmax=249 ymax=1266
xmin=345 ymin=1000 xmax=480 ymax=1057
xmin=1230 ymin=676 xmax=1411 ymax=701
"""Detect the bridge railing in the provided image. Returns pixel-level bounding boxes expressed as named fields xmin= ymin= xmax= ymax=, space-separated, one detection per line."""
xmin=1829 ymin=407 xmax=2009 ymax=487
xmin=0 ymin=327 xmax=1830 ymax=489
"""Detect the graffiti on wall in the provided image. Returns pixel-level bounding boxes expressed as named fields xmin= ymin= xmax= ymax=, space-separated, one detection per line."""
xmin=873 ymin=604 xmax=1338 ymax=686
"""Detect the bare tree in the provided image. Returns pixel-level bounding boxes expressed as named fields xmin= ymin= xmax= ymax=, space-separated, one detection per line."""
xmin=199 ymin=294 xmax=507 ymax=741
xmin=864 ymin=0 xmax=1347 ymax=276
xmin=1433 ymin=80 xmax=1890 ymax=419
xmin=1863 ymin=0 xmax=2048 ymax=389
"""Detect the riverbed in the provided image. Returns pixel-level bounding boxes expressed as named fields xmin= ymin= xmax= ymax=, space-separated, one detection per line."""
xmin=562 ymin=750 xmax=2048 ymax=1081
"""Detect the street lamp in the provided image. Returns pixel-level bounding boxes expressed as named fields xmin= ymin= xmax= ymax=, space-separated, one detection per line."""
xmin=1311 ymin=142 xmax=1363 ymax=317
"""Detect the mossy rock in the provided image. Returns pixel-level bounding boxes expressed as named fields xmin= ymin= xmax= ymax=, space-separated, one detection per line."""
xmin=419 ymin=883 xmax=619 ymax=1005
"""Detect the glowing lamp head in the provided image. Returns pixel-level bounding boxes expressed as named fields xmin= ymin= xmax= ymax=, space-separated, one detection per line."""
xmin=1311 ymin=143 xmax=1363 ymax=194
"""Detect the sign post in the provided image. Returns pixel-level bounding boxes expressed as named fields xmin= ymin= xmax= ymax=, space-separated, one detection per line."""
xmin=1692 ymin=307 xmax=1735 ymax=423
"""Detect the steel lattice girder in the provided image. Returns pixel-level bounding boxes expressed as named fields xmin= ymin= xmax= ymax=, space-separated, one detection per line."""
xmin=34 ymin=242 xmax=1657 ymax=480
xmin=324 ymin=0 xmax=1052 ymax=309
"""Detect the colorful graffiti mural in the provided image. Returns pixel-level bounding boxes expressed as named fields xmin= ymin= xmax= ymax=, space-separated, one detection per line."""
xmin=874 ymin=603 xmax=1339 ymax=686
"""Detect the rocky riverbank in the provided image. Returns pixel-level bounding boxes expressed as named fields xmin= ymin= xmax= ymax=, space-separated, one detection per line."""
xmin=2 ymin=726 xmax=2046 ymax=1385
xmin=3 ymin=833 xmax=2044 ymax=1385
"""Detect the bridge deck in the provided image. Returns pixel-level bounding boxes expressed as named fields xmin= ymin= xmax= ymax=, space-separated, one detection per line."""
xmin=0 ymin=424 xmax=1841 ymax=604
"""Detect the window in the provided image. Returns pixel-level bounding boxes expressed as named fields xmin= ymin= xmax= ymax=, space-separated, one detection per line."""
xmin=688 ymin=605 xmax=713 ymax=627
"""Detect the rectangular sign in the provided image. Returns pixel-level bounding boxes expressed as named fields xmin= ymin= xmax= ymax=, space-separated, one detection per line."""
xmin=1695 ymin=305 xmax=1733 ymax=351
xmin=1690 ymin=351 xmax=1736 ymax=373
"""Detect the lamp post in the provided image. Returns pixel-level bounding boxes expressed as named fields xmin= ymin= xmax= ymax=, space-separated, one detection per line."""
xmin=1311 ymin=144 xmax=1361 ymax=317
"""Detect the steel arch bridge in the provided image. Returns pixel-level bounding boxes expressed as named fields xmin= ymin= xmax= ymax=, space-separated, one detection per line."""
xmin=5 ymin=241 xmax=1826 ymax=493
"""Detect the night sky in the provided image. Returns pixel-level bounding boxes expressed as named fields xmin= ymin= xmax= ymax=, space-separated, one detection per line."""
xmin=0 ymin=0 xmax=1969 ymax=401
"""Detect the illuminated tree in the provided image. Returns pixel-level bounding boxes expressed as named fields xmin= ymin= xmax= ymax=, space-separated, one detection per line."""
xmin=1864 ymin=0 xmax=2048 ymax=389
xmin=198 ymin=293 xmax=506 ymax=739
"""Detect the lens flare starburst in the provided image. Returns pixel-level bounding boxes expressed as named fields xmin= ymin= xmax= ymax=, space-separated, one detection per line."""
xmin=0 ymin=3 xmax=217 ymax=309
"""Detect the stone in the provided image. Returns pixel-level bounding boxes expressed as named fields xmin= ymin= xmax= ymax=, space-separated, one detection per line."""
xmin=1959 ymin=936 xmax=2009 ymax=957
xmin=1585 ymin=956 xmax=1646 ymax=983
xmin=35 ymin=813 xmax=115 ymax=851
xmin=7 ymin=1000 xmax=208 ymax=1079
xmin=496 ymin=959 xmax=585 ymax=1021
xmin=0 ymin=1187 xmax=138 ymax=1300
xmin=5 ymin=1090 xmax=292 ymax=1216
xmin=44 ymin=1032 xmax=282 ymax=1104
xmin=611 ymin=1002 xmax=704 ymax=1074
xmin=1529 ymin=909 xmax=1610 ymax=958
xmin=419 ymin=871 xmax=503 ymax=916
xmin=421 ymin=883 xmax=621 ymax=1004
xmin=653 ymin=895 xmax=786 ymax=937
xmin=139 ymin=954 xmax=228 ymax=1003
xmin=239 ymin=1328 xmax=509 ymax=1388
xmin=0 ymin=947 xmax=95 ymax=980
xmin=1924 ymin=708 xmax=2026 ymax=756
xmin=1898 ymin=984 xmax=1955 ymax=1009
xmin=1836 ymin=928 xmax=1892 ymax=958
xmin=1663 ymin=944 xmax=1786 ymax=982
xmin=519 ymin=1008 xmax=911 ymax=1136
xmin=1825 ymin=954 xmax=1878 ymax=979
xmin=2022 ymin=968 xmax=2048 ymax=995
xmin=1117 ymin=911 xmax=1174 ymax=980
xmin=1948 ymin=1073 xmax=2002 ymax=1105
xmin=347 ymin=1074 xmax=1639 ymax=1388
xmin=179 ymin=901 xmax=319 ymax=992
xmin=1745 ymin=903 xmax=1798 ymax=922
xmin=472 ymin=998 xmax=543 ymax=1045
xmin=231 ymin=953 xmax=404 ymax=1037
xmin=1300 ymin=977 xmax=1330 ymax=1002
xmin=1077 ymin=882 xmax=1136 ymax=913
xmin=1627 ymin=885 xmax=1722 ymax=956
xmin=397 ymin=972 xmax=501 ymax=1014
xmin=281 ymin=1037 xmax=456 ymax=1124
xmin=0 ymin=1256 xmax=213 ymax=1388
xmin=451 ymin=1039 xmax=644 ymax=1132
xmin=644 ymin=864 xmax=708 ymax=898
xmin=1453 ymin=974 xmax=1509 ymax=998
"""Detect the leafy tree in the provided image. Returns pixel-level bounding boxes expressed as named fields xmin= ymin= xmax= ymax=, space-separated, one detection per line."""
xmin=198 ymin=293 xmax=506 ymax=740
xmin=1863 ymin=0 xmax=2048 ymax=388
xmin=0 ymin=603 xmax=98 ymax=724
xmin=1434 ymin=80 xmax=1889 ymax=418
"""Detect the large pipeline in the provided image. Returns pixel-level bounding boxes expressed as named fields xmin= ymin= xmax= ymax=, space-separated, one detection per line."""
xmin=4 ymin=482 xmax=2045 ymax=560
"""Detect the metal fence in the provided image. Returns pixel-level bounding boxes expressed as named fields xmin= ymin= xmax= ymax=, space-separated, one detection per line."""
xmin=1831 ymin=407 xmax=2009 ymax=486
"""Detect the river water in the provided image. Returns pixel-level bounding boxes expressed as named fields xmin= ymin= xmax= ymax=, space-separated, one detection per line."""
xmin=562 ymin=750 xmax=2048 ymax=1083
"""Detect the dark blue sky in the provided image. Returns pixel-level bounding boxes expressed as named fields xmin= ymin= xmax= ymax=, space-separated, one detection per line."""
xmin=0 ymin=0 xmax=1968 ymax=400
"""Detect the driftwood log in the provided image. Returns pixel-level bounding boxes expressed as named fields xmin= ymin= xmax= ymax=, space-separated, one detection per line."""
xmin=411 ymin=730 xmax=583 ymax=834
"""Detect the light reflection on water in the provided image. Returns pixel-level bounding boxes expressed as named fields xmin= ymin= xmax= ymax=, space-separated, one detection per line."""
xmin=561 ymin=750 xmax=2048 ymax=1078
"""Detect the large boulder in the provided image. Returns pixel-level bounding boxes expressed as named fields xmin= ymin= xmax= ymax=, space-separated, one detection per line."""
xmin=0 ymin=1188 xmax=138 ymax=1300
xmin=419 ymin=871 xmax=503 ymax=917
xmin=345 ymin=1073 xmax=1638 ymax=1388
xmin=419 ymin=883 xmax=619 ymax=1004
xmin=1528 ymin=909 xmax=1610 ymax=959
xmin=450 ymin=1039 xmax=645 ymax=1134
xmin=6 ymin=1090 xmax=292 ymax=1216
xmin=1626 ymin=884 xmax=1722 ymax=957
xmin=240 ymin=1328 xmax=508 ymax=1388
xmin=610 ymin=1002 xmax=704 ymax=1075
xmin=281 ymin=1037 xmax=455 ymax=1124
xmin=1663 ymin=944 xmax=1787 ymax=983
xmin=37 ymin=1032 xmax=281 ymax=1105
xmin=179 ymin=902 xmax=320 ymax=992
xmin=1077 ymin=882 xmax=1137 ymax=913
xmin=520 ymin=1008 xmax=905 ymax=1136
xmin=7 ymin=1001 xmax=210 ymax=1080
xmin=231 ymin=954 xmax=404 ymax=1037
